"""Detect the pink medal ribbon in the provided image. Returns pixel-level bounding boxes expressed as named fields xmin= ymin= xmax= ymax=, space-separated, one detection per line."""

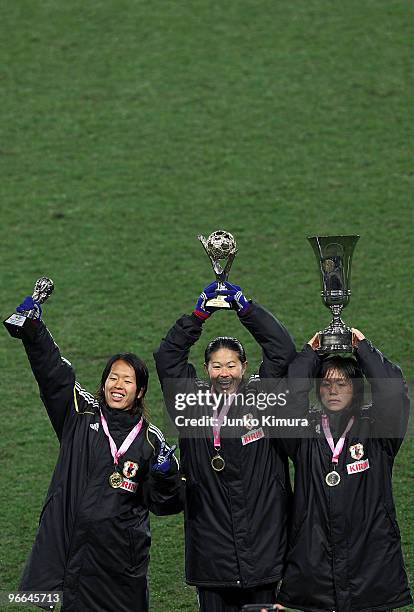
xmin=100 ymin=409 xmax=143 ymax=470
xmin=321 ymin=413 xmax=354 ymax=487
xmin=211 ymin=391 xmax=235 ymax=471
xmin=212 ymin=391 xmax=235 ymax=449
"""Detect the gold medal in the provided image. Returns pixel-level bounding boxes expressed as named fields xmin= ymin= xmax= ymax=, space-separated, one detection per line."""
xmin=325 ymin=470 xmax=341 ymax=487
xmin=109 ymin=471 xmax=123 ymax=488
xmin=211 ymin=454 xmax=225 ymax=472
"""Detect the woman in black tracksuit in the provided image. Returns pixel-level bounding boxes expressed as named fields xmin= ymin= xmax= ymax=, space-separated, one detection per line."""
xmin=154 ymin=281 xmax=296 ymax=612
xmin=276 ymin=328 xmax=412 ymax=612
xmin=13 ymin=294 xmax=182 ymax=612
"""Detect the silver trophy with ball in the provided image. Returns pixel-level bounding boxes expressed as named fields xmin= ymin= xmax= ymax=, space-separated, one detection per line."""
xmin=198 ymin=230 xmax=238 ymax=309
xmin=308 ymin=235 xmax=359 ymax=354
xmin=4 ymin=277 xmax=54 ymax=341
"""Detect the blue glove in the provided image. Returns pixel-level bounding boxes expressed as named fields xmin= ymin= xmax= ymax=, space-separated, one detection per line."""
xmin=16 ymin=296 xmax=42 ymax=320
xmin=193 ymin=282 xmax=219 ymax=320
xmin=223 ymin=282 xmax=251 ymax=314
xmin=152 ymin=441 xmax=177 ymax=474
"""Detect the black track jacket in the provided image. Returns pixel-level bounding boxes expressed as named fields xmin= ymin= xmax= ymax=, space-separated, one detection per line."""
xmin=277 ymin=340 xmax=412 ymax=612
xmin=19 ymin=321 xmax=182 ymax=612
xmin=154 ymin=303 xmax=296 ymax=588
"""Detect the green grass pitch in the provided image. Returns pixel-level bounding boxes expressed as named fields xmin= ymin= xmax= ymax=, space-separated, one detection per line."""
xmin=0 ymin=1 xmax=413 ymax=610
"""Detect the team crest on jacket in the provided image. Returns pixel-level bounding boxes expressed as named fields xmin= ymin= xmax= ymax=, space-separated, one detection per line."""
xmin=349 ymin=443 xmax=364 ymax=460
xmin=123 ymin=461 xmax=139 ymax=478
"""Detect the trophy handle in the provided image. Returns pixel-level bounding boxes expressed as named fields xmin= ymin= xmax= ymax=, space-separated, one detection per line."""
xmin=197 ymin=235 xmax=214 ymax=267
xmin=222 ymin=251 xmax=237 ymax=279
xmin=197 ymin=234 xmax=209 ymax=252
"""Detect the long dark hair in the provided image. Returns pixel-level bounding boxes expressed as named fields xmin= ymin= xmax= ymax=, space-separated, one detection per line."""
xmin=204 ymin=336 xmax=247 ymax=364
xmin=96 ymin=352 xmax=149 ymax=418
xmin=316 ymin=355 xmax=364 ymax=413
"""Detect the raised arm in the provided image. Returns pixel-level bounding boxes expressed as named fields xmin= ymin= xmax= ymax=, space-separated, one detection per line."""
xmin=353 ymin=329 xmax=410 ymax=455
xmin=154 ymin=282 xmax=234 ymax=386
xmin=153 ymin=314 xmax=203 ymax=386
xmin=287 ymin=338 xmax=322 ymax=412
xmin=153 ymin=284 xmax=218 ymax=431
xmin=220 ymin=281 xmax=297 ymax=378
xmin=239 ymin=302 xmax=297 ymax=378
xmin=10 ymin=294 xmax=96 ymax=441
xmin=22 ymin=319 xmax=76 ymax=441
xmin=274 ymin=337 xmax=322 ymax=457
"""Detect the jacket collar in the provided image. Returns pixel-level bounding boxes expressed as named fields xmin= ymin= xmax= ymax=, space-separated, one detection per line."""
xmin=100 ymin=402 xmax=142 ymax=432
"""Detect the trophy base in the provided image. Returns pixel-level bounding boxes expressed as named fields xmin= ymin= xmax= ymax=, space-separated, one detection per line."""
xmin=3 ymin=313 xmax=37 ymax=341
xmin=206 ymin=296 xmax=231 ymax=309
xmin=317 ymin=329 xmax=353 ymax=354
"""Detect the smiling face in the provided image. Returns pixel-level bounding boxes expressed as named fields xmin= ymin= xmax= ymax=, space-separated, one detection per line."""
xmin=205 ymin=348 xmax=248 ymax=395
xmin=103 ymin=360 xmax=142 ymax=410
xmin=319 ymin=368 xmax=354 ymax=412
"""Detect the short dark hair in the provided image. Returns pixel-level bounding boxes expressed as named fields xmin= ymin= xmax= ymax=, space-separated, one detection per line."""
xmin=96 ymin=352 xmax=149 ymax=417
xmin=316 ymin=355 xmax=364 ymax=412
xmin=204 ymin=337 xmax=247 ymax=364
